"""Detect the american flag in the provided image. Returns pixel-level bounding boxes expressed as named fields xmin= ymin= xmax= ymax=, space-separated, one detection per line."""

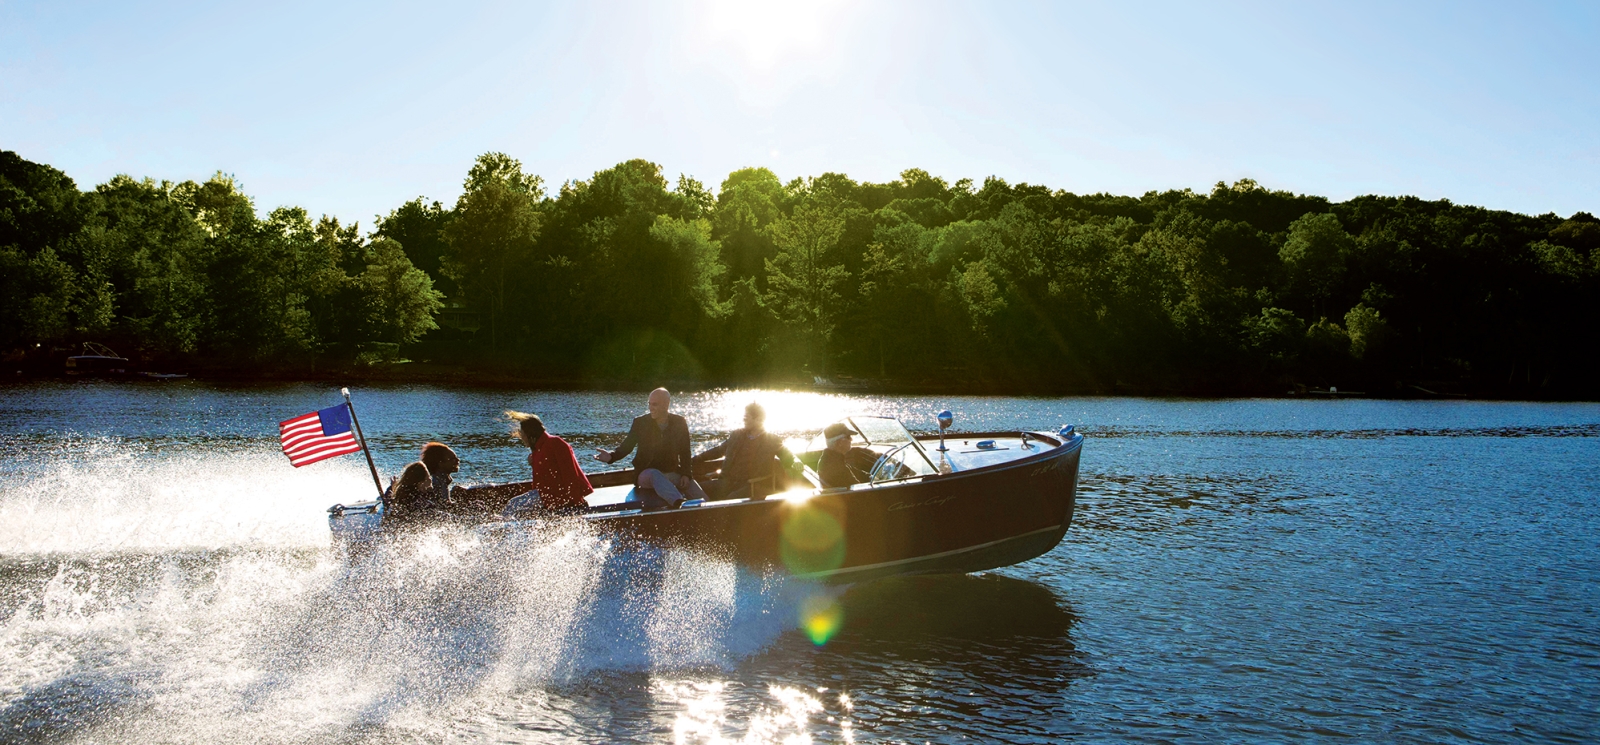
xmin=279 ymin=404 xmax=363 ymax=467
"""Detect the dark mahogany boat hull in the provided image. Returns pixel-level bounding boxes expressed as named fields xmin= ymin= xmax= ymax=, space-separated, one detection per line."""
xmin=585 ymin=430 xmax=1082 ymax=583
xmin=331 ymin=430 xmax=1083 ymax=584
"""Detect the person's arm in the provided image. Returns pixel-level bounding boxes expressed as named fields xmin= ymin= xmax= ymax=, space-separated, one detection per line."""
xmin=775 ymin=441 xmax=798 ymax=471
xmin=597 ymin=420 xmax=641 ymax=464
xmin=674 ymin=418 xmax=693 ymax=476
xmin=561 ymin=439 xmax=593 ymax=494
xmin=693 ymin=437 xmax=729 ymax=463
xmin=848 ymin=447 xmax=879 ymax=482
xmin=529 ymin=443 xmax=552 ymax=494
xmin=776 ymin=445 xmax=803 ymax=481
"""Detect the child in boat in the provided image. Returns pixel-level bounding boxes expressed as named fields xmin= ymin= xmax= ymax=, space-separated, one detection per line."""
xmin=419 ymin=442 xmax=460 ymax=504
xmin=384 ymin=461 xmax=438 ymax=529
xmin=503 ymin=411 xmax=594 ymax=516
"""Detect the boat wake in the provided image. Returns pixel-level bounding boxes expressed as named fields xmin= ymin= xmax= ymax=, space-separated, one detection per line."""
xmin=0 ymin=435 xmax=356 ymax=554
xmin=0 ymin=442 xmax=809 ymax=743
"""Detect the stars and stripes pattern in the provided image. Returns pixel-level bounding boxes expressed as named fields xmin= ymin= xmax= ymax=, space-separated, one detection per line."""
xmin=279 ymin=404 xmax=362 ymax=467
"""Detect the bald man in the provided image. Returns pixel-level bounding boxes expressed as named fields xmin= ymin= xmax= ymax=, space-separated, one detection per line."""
xmin=596 ymin=388 xmax=708 ymax=509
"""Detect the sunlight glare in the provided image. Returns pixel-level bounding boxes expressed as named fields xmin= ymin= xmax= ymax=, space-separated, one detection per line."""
xmin=775 ymin=488 xmax=815 ymax=504
xmin=700 ymin=389 xmax=861 ymax=435
xmin=697 ymin=0 xmax=848 ymax=71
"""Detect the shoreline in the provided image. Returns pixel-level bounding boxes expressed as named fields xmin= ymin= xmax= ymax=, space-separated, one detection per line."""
xmin=7 ymin=361 xmax=1591 ymax=401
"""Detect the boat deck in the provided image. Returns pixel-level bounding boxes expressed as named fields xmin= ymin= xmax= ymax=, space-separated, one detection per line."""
xmin=927 ymin=435 xmax=1044 ymax=473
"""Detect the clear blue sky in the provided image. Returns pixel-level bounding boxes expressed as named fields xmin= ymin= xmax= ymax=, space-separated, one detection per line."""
xmin=3 ymin=0 xmax=1596 ymax=225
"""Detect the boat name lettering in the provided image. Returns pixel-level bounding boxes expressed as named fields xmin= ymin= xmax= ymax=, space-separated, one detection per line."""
xmin=888 ymin=493 xmax=960 ymax=511
xmin=1028 ymin=459 xmax=1062 ymax=478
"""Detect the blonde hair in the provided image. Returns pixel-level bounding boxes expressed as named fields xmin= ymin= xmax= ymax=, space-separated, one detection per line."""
xmin=505 ymin=410 xmax=545 ymax=446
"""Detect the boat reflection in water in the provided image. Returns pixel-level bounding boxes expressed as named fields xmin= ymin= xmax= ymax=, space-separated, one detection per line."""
xmin=654 ymin=573 xmax=1086 ymax=744
xmin=329 ymin=413 xmax=1085 ymax=584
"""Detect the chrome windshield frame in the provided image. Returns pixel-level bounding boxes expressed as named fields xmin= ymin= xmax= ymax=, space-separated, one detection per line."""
xmin=847 ymin=416 xmax=940 ymax=478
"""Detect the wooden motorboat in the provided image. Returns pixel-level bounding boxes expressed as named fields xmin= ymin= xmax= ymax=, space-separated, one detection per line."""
xmin=329 ymin=416 xmax=1084 ymax=583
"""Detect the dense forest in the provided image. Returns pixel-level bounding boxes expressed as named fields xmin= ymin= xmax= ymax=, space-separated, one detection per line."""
xmin=3 ymin=149 xmax=1597 ymax=396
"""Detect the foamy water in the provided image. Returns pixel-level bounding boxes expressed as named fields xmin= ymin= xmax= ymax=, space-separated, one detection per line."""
xmin=0 ymin=429 xmax=849 ymax=743
xmin=0 ymin=435 xmax=366 ymax=553
xmin=0 ymin=518 xmax=839 ymax=743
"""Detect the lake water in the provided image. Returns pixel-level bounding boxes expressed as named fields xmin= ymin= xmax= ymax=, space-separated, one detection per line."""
xmin=1 ymin=381 xmax=1597 ymax=743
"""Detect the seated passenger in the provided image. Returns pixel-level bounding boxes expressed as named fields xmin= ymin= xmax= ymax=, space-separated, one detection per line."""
xmin=594 ymin=388 xmax=709 ymax=510
xmin=419 ymin=441 xmax=461 ymax=505
xmin=817 ymin=422 xmax=879 ymax=489
xmin=384 ymin=461 xmax=438 ymax=529
xmin=693 ymin=402 xmax=798 ymax=501
xmin=504 ymin=411 xmax=594 ymax=517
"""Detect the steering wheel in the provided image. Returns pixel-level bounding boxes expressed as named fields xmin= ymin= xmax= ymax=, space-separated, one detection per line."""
xmin=869 ymin=443 xmax=915 ymax=483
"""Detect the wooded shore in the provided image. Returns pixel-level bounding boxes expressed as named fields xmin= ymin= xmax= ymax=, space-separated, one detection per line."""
xmin=5 ymin=149 xmax=1597 ymax=399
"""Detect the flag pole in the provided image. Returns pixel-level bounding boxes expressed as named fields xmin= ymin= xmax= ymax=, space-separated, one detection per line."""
xmin=342 ymin=387 xmax=384 ymax=500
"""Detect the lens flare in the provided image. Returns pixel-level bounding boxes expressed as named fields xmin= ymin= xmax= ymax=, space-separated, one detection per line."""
xmin=774 ymin=487 xmax=814 ymax=504
xmin=799 ymin=592 xmax=843 ymax=645
xmin=779 ymin=504 xmax=845 ymax=576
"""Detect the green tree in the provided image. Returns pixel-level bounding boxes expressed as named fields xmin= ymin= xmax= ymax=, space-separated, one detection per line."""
xmin=0 ymin=151 xmax=95 ymax=351
xmin=712 ymin=167 xmax=786 ymax=286
xmin=86 ymin=175 xmax=210 ymax=354
xmin=464 ymin=152 xmax=544 ymax=194
xmin=648 ymin=215 xmax=728 ymax=320
xmin=361 ymin=237 xmax=443 ymax=343
xmin=1280 ymin=212 xmax=1354 ymax=316
xmin=375 ymin=198 xmax=454 ymax=296
xmin=1244 ymin=306 xmax=1305 ymax=372
xmin=858 ymin=217 xmax=937 ymax=375
xmin=538 ymin=158 xmax=701 ymax=369
xmin=181 ymin=173 xmax=282 ymax=358
xmin=1344 ymin=303 xmax=1389 ymax=360
xmin=674 ymin=175 xmax=715 ymax=219
xmin=765 ymin=204 xmax=850 ymax=372
xmin=442 ymin=153 xmax=544 ymax=351
xmin=0 ymin=247 xmax=78 ymax=343
xmin=256 ymin=206 xmax=322 ymax=355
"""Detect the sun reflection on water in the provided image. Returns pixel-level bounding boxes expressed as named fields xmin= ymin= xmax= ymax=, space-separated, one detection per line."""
xmin=687 ymin=389 xmax=871 ymax=435
xmin=662 ymin=679 xmax=854 ymax=745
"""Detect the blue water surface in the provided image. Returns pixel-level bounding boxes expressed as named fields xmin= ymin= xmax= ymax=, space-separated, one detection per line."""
xmin=0 ymin=381 xmax=1596 ymax=743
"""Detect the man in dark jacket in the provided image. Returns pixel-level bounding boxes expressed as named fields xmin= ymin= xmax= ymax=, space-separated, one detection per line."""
xmin=693 ymin=402 xmax=799 ymax=501
xmin=817 ymin=422 xmax=879 ymax=489
xmin=595 ymin=388 xmax=708 ymax=509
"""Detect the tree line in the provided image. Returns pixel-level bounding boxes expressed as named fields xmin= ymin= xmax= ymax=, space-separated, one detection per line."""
xmin=4 ymin=149 xmax=1598 ymax=395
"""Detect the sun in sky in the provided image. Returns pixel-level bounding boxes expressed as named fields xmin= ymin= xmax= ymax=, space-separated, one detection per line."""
xmin=696 ymin=0 xmax=849 ymax=72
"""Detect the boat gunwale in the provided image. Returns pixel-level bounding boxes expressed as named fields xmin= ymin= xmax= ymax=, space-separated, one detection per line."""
xmin=328 ymin=431 xmax=1084 ymax=519
xmin=580 ymin=429 xmax=1083 ymax=523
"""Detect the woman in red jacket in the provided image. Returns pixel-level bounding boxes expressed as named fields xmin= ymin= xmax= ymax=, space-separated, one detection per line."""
xmin=505 ymin=411 xmax=594 ymax=516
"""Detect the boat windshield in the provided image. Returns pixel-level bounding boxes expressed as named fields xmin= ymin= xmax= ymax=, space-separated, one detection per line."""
xmin=846 ymin=416 xmax=915 ymax=446
xmin=805 ymin=416 xmax=939 ymax=480
xmin=806 ymin=415 xmax=913 ymax=452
